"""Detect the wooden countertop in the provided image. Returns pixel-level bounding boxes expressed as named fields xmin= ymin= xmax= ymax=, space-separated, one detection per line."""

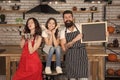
xmin=0 ymin=45 xmax=108 ymax=57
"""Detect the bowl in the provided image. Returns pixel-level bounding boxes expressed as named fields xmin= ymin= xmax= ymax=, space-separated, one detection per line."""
xmin=80 ymin=8 xmax=86 ymax=11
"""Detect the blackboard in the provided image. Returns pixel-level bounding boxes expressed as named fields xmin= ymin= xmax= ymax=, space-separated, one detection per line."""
xmin=80 ymin=22 xmax=108 ymax=43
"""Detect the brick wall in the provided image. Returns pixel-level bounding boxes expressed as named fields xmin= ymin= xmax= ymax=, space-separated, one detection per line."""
xmin=0 ymin=0 xmax=120 ymax=45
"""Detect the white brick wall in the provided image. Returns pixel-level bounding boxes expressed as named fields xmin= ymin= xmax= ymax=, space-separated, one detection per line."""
xmin=0 ymin=0 xmax=120 ymax=45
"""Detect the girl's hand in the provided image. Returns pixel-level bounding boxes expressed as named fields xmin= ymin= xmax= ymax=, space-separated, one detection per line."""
xmin=47 ymin=30 xmax=52 ymax=35
xmin=52 ymin=28 xmax=56 ymax=34
xmin=52 ymin=26 xmax=58 ymax=34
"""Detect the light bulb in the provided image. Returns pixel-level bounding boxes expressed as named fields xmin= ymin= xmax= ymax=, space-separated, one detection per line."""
xmin=8 ymin=0 xmax=11 ymax=3
xmin=55 ymin=1 xmax=58 ymax=4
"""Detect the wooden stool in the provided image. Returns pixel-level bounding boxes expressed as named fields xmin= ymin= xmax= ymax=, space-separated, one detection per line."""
xmin=41 ymin=54 xmax=64 ymax=80
xmin=43 ymin=70 xmax=62 ymax=80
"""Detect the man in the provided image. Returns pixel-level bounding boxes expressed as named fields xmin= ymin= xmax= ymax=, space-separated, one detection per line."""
xmin=60 ymin=10 xmax=88 ymax=80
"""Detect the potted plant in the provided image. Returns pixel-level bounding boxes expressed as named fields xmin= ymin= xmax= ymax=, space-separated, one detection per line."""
xmin=0 ymin=14 xmax=6 ymax=23
xmin=15 ymin=18 xmax=23 ymax=24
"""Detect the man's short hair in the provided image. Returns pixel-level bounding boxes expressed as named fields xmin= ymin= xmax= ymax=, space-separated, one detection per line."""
xmin=62 ymin=10 xmax=73 ymax=18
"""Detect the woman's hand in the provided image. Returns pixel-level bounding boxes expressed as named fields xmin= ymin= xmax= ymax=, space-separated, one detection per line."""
xmin=28 ymin=35 xmax=34 ymax=43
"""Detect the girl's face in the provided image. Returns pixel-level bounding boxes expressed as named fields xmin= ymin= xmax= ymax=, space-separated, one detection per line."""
xmin=28 ymin=19 xmax=35 ymax=30
xmin=48 ymin=19 xmax=56 ymax=31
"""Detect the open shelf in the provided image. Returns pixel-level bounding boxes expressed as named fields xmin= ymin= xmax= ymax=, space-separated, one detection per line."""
xmin=107 ymin=19 xmax=120 ymax=21
xmin=106 ymin=75 xmax=120 ymax=78
xmin=0 ymin=24 xmax=24 ymax=27
xmin=106 ymin=4 xmax=120 ymax=6
xmin=0 ymin=10 xmax=26 ymax=13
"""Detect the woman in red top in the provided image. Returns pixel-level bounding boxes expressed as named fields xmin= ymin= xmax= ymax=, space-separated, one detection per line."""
xmin=12 ymin=17 xmax=43 ymax=80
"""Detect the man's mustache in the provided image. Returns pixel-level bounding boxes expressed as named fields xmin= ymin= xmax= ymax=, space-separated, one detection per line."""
xmin=65 ymin=20 xmax=72 ymax=23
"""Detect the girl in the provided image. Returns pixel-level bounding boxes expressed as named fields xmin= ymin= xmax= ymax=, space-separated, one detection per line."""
xmin=42 ymin=17 xmax=62 ymax=74
xmin=12 ymin=17 xmax=43 ymax=80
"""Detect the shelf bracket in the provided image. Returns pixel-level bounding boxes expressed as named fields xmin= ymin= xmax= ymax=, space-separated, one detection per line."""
xmin=103 ymin=5 xmax=107 ymax=21
xmin=91 ymin=12 xmax=94 ymax=21
xmin=23 ymin=12 xmax=26 ymax=20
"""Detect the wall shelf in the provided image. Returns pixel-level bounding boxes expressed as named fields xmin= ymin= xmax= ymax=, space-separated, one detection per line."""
xmin=106 ymin=4 xmax=120 ymax=6
xmin=107 ymin=19 xmax=120 ymax=21
xmin=0 ymin=24 xmax=24 ymax=27
xmin=105 ymin=26 xmax=120 ymax=80
xmin=0 ymin=10 xmax=26 ymax=19
xmin=0 ymin=10 xmax=26 ymax=13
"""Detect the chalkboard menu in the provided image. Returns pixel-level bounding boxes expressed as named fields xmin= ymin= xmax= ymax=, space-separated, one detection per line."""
xmin=80 ymin=22 xmax=108 ymax=43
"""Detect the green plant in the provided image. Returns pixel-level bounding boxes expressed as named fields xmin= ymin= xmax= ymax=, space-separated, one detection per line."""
xmin=0 ymin=14 xmax=6 ymax=22
xmin=15 ymin=18 xmax=23 ymax=24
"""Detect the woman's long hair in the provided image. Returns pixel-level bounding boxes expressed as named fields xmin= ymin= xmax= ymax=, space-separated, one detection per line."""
xmin=24 ymin=17 xmax=42 ymax=37
xmin=45 ymin=17 xmax=58 ymax=38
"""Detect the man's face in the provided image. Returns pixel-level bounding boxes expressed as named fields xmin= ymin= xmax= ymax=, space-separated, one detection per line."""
xmin=63 ymin=13 xmax=74 ymax=28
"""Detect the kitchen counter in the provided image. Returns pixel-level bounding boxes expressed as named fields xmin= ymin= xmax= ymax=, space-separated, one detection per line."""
xmin=0 ymin=45 xmax=107 ymax=80
xmin=0 ymin=45 xmax=107 ymax=56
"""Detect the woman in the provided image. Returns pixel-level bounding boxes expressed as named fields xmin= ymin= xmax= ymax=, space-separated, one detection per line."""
xmin=42 ymin=17 xmax=62 ymax=74
xmin=12 ymin=17 xmax=43 ymax=80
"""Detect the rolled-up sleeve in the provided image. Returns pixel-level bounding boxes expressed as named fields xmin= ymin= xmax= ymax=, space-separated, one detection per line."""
xmin=42 ymin=30 xmax=48 ymax=38
xmin=60 ymin=28 xmax=66 ymax=39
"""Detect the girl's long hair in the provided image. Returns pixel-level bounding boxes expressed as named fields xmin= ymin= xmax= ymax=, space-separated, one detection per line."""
xmin=24 ymin=17 xmax=42 ymax=37
xmin=45 ymin=17 xmax=58 ymax=38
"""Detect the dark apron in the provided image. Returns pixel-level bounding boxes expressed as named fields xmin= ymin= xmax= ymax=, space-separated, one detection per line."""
xmin=64 ymin=25 xmax=88 ymax=78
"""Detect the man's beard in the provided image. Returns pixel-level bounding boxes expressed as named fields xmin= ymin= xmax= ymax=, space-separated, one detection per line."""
xmin=65 ymin=20 xmax=74 ymax=28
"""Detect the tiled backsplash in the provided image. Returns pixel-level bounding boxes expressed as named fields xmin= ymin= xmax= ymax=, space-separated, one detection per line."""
xmin=0 ymin=0 xmax=120 ymax=45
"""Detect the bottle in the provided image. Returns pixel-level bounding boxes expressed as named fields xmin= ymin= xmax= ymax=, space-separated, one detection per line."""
xmin=88 ymin=18 xmax=91 ymax=22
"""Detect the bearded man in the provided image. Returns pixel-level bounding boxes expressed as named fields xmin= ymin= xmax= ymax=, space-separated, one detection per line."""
xmin=60 ymin=10 xmax=88 ymax=80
